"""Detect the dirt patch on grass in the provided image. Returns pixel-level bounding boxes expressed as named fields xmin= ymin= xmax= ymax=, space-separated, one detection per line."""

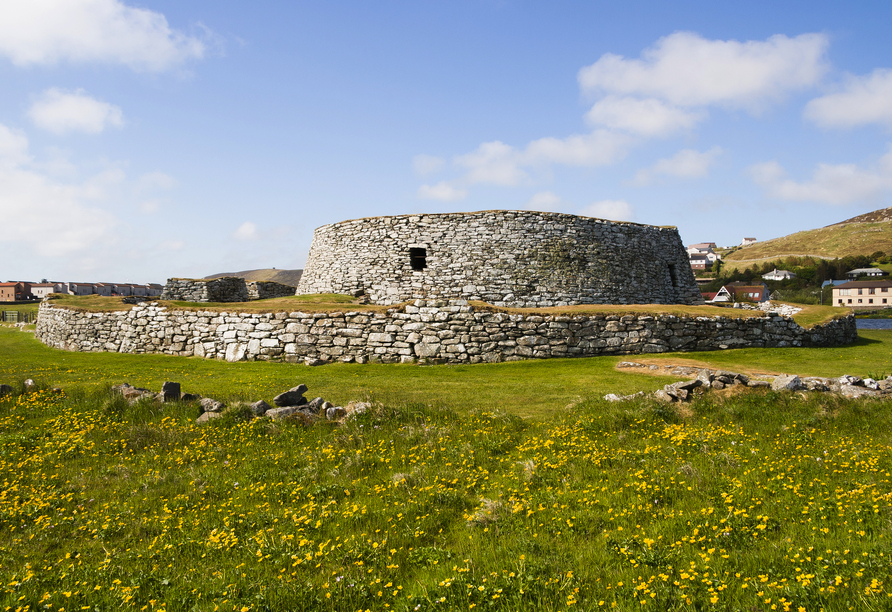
xmin=616 ymin=357 xmax=783 ymax=378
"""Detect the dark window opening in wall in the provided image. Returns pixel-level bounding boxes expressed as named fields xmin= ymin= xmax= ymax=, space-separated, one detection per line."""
xmin=410 ymin=248 xmax=427 ymax=271
xmin=667 ymin=263 xmax=678 ymax=288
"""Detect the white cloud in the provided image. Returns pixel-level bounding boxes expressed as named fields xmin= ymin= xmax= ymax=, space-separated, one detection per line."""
xmin=585 ymin=96 xmax=703 ymax=136
xmin=578 ymin=31 xmax=828 ymax=110
xmin=417 ymin=181 xmax=467 ymax=202
xmin=454 ymin=141 xmax=527 ymax=186
xmin=0 ymin=124 xmax=31 ymax=168
xmin=139 ymin=199 xmax=161 ymax=214
xmin=750 ymin=148 xmax=892 ymax=205
xmin=233 ymin=221 xmax=259 ymax=241
xmin=804 ymin=68 xmax=892 ymax=129
xmin=412 ymin=154 xmax=445 ymax=177
xmin=579 ymin=199 xmax=635 ymax=222
xmin=453 ymin=131 xmax=631 ymax=187
xmin=524 ymin=191 xmax=563 ymax=211
xmin=633 ymin=147 xmax=723 ymax=185
xmin=524 ymin=130 xmax=631 ymax=167
xmin=28 ymin=88 xmax=124 ymax=134
xmin=0 ymin=123 xmax=120 ymax=257
xmin=0 ymin=0 xmax=206 ymax=72
xmin=136 ymin=171 xmax=178 ymax=192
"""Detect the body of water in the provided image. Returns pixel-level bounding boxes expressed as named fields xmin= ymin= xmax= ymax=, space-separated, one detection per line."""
xmin=856 ymin=318 xmax=892 ymax=329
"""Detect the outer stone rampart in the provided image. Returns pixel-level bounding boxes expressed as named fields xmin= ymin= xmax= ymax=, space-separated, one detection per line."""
xmin=296 ymin=211 xmax=703 ymax=307
xmin=35 ymin=301 xmax=857 ymax=365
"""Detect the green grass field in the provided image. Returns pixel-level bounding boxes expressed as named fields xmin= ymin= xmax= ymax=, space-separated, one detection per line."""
xmin=2 ymin=327 xmax=892 ymax=610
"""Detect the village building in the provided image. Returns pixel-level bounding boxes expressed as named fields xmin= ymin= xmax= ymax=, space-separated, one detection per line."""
xmin=762 ymin=268 xmax=796 ymax=281
xmin=833 ymin=279 xmax=892 ymax=308
xmin=29 ymin=283 xmax=55 ymax=299
xmin=0 ymin=283 xmax=18 ymax=302
xmin=846 ymin=267 xmax=888 ymax=280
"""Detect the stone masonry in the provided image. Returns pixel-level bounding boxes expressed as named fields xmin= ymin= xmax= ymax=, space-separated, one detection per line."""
xmin=36 ymin=300 xmax=857 ymax=365
xmin=296 ymin=210 xmax=703 ymax=307
xmin=160 ymin=277 xmax=250 ymax=302
xmin=247 ymin=281 xmax=297 ymax=300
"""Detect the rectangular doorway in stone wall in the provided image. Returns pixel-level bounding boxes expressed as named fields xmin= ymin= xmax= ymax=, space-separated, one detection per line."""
xmin=668 ymin=263 xmax=678 ymax=287
xmin=410 ymin=247 xmax=427 ymax=270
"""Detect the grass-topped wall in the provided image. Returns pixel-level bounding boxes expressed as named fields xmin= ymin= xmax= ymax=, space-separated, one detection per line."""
xmin=35 ymin=298 xmax=857 ymax=365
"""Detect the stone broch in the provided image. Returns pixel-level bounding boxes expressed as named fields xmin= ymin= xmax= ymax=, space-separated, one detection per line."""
xmin=296 ymin=210 xmax=704 ymax=307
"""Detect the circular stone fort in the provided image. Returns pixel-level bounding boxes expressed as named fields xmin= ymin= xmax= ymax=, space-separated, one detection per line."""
xmin=296 ymin=210 xmax=703 ymax=308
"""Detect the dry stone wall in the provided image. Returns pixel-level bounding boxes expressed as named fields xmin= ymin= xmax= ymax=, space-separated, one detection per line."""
xmin=247 ymin=281 xmax=297 ymax=300
xmin=160 ymin=277 xmax=250 ymax=302
xmin=297 ymin=211 xmax=703 ymax=307
xmin=36 ymin=300 xmax=857 ymax=365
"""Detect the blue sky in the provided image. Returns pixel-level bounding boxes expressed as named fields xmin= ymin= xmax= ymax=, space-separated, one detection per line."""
xmin=2 ymin=1 xmax=892 ymax=283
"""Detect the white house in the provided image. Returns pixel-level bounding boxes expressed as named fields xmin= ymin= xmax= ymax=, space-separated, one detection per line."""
xmin=29 ymin=283 xmax=55 ymax=299
xmin=762 ymin=269 xmax=795 ymax=281
xmin=846 ymin=268 xmax=888 ymax=280
xmin=741 ymin=237 xmax=757 ymax=246
xmin=69 ymin=283 xmax=95 ymax=296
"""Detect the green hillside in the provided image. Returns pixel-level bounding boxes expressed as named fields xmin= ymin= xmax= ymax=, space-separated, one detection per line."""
xmin=204 ymin=268 xmax=303 ymax=287
xmin=725 ymin=207 xmax=892 ymax=263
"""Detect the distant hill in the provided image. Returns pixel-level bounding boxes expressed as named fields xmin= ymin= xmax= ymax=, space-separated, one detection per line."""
xmin=724 ymin=206 xmax=892 ymax=263
xmin=204 ymin=268 xmax=303 ymax=287
xmin=827 ymin=207 xmax=892 ymax=226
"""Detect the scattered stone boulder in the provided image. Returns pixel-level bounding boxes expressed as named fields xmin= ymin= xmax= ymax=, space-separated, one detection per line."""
xmin=802 ymin=378 xmax=830 ymax=392
xmin=0 ymin=384 xmax=12 ymax=397
xmin=112 ymin=383 xmax=155 ymax=403
xmin=345 ymin=401 xmax=371 ymax=417
xmin=695 ymin=371 xmax=713 ymax=387
xmin=839 ymin=385 xmax=880 ymax=399
xmin=161 ymin=381 xmax=181 ymax=402
xmin=200 ymin=398 xmax=225 ymax=413
xmin=266 ymin=406 xmax=304 ymax=420
xmin=607 ymin=360 xmax=892 ymax=405
xmin=771 ymin=375 xmax=804 ymax=392
xmin=326 ymin=406 xmax=347 ymax=420
xmin=196 ymin=411 xmax=223 ymax=424
xmin=305 ymin=397 xmax=325 ymax=412
xmin=250 ymin=400 xmax=271 ymax=416
xmin=274 ymin=384 xmax=309 ymax=407
xmin=653 ymin=389 xmax=675 ymax=403
xmin=182 ymin=392 xmax=201 ymax=401
xmin=23 ymin=379 xmax=36 ymax=392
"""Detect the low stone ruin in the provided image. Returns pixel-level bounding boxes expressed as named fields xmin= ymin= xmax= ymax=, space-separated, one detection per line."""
xmin=160 ymin=277 xmax=250 ymax=302
xmin=109 ymin=380 xmax=368 ymax=424
xmin=159 ymin=277 xmax=296 ymax=303
xmin=606 ymin=362 xmax=892 ymax=402
xmin=246 ymin=281 xmax=297 ymax=300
